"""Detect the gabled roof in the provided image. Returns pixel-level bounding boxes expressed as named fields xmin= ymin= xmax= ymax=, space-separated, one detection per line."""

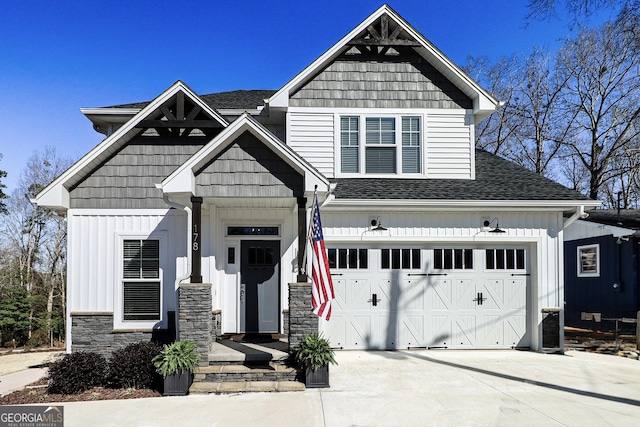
xmin=267 ymin=4 xmax=498 ymax=120
xmin=160 ymin=113 xmax=329 ymax=196
xmin=34 ymin=81 xmax=228 ymax=211
xmin=330 ymin=150 xmax=599 ymax=208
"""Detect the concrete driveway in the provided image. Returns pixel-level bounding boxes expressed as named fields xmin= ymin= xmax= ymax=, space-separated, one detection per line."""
xmin=53 ymin=349 xmax=640 ymax=426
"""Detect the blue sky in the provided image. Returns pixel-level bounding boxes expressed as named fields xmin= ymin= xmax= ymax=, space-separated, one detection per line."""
xmin=0 ymin=0 xmax=613 ymax=192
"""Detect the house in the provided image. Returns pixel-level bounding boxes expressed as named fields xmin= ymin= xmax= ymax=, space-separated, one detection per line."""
xmin=563 ymin=209 xmax=640 ymax=331
xmin=34 ymin=4 xmax=599 ymax=361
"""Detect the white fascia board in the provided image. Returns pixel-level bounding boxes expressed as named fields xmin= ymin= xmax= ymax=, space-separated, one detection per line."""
xmin=35 ymin=81 xmax=227 ymax=209
xmin=268 ymin=4 xmax=498 ymax=115
xmin=325 ymin=199 xmax=602 ymax=210
xmin=32 ymin=183 xmax=69 ymax=212
xmin=80 ymin=107 xmax=141 ymax=116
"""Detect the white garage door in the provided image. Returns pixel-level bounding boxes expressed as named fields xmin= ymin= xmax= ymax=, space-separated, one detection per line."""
xmin=320 ymin=246 xmax=530 ymax=350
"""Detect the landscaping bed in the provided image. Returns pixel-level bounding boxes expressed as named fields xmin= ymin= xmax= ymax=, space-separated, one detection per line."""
xmin=0 ymin=377 xmax=161 ymax=405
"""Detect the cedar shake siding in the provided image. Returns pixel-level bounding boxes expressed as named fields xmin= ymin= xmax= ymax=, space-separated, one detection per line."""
xmin=290 ymin=52 xmax=472 ymax=109
xmin=69 ymin=135 xmax=209 ymax=209
xmin=195 ymin=131 xmax=303 ymax=198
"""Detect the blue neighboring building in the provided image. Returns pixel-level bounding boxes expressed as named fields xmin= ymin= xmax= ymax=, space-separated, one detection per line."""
xmin=564 ymin=209 xmax=640 ymax=331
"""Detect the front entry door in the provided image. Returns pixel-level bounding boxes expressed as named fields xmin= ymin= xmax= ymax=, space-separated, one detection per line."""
xmin=239 ymin=240 xmax=280 ymax=333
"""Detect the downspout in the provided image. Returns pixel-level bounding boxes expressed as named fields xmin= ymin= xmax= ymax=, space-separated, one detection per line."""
xmin=159 ymin=191 xmax=192 ymax=287
xmin=562 ymin=205 xmax=588 ymax=229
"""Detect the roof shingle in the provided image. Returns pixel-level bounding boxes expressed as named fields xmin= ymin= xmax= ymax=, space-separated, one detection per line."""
xmin=332 ymin=150 xmax=592 ymax=202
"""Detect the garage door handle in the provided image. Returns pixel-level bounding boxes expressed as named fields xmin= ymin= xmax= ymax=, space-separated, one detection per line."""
xmin=511 ymin=273 xmax=530 ymax=276
xmin=368 ymin=293 xmax=379 ymax=307
xmin=473 ymin=292 xmax=486 ymax=305
xmin=427 ymin=273 xmax=448 ymax=276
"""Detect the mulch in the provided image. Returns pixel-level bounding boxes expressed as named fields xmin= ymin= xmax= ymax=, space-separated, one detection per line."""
xmin=0 ymin=377 xmax=161 ymax=405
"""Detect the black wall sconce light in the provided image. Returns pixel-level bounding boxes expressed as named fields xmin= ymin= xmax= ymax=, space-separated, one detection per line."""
xmin=483 ymin=218 xmax=506 ymax=233
xmin=370 ymin=217 xmax=387 ymax=231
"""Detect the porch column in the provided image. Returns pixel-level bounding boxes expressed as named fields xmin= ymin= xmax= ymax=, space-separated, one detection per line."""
xmin=178 ymin=283 xmax=212 ymax=366
xmin=191 ymin=196 xmax=203 ymax=283
xmin=296 ymin=196 xmax=308 ymax=282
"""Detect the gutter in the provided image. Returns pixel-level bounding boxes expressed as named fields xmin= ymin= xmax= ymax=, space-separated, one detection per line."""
xmin=562 ymin=205 xmax=588 ymax=229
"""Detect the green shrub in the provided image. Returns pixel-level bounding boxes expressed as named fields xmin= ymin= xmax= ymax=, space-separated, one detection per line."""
xmin=293 ymin=332 xmax=337 ymax=370
xmin=107 ymin=341 xmax=162 ymax=390
xmin=153 ymin=340 xmax=200 ymax=378
xmin=47 ymin=351 xmax=107 ymax=394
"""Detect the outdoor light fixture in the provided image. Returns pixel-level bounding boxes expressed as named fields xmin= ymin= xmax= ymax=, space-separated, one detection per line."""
xmin=483 ymin=218 xmax=506 ymax=233
xmin=370 ymin=217 xmax=388 ymax=231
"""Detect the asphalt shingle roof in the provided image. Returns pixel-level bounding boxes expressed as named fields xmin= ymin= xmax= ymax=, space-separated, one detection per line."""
xmin=108 ymin=90 xmax=276 ymax=110
xmin=332 ymin=150 xmax=592 ymax=202
xmin=581 ymin=209 xmax=640 ymax=229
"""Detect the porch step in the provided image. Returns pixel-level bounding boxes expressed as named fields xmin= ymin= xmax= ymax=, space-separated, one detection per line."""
xmin=195 ymin=363 xmax=299 ymax=383
xmin=189 ymin=380 xmax=305 ymax=394
xmin=208 ymin=339 xmax=290 ymax=365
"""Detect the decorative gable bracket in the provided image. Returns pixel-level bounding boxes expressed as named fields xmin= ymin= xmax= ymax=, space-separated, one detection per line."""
xmin=136 ymin=91 xmax=224 ymax=137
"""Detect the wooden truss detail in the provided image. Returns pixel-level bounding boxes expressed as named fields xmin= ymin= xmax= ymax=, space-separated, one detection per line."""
xmin=348 ymin=14 xmax=421 ymax=53
xmin=136 ymin=92 xmax=223 ymax=137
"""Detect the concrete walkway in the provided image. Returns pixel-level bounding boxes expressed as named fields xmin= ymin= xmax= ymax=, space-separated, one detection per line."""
xmin=7 ymin=349 xmax=640 ymax=426
xmin=0 ymin=368 xmax=47 ymax=397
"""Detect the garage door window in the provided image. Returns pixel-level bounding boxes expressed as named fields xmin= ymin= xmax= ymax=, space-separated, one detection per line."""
xmin=328 ymin=248 xmax=368 ymax=269
xmin=433 ymin=249 xmax=473 ymax=270
xmin=485 ymin=249 xmax=525 ymax=270
xmin=381 ymin=249 xmax=421 ymax=269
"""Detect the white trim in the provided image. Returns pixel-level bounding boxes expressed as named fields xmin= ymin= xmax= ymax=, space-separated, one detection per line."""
xmin=268 ymin=5 xmax=498 ymax=121
xmin=34 ymin=81 xmax=228 ymax=211
xmin=577 ymin=244 xmax=600 ymax=277
xmin=325 ymin=199 xmax=601 ymax=209
xmin=114 ymin=231 xmax=168 ymax=331
xmin=160 ymin=113 xmax=330 ymax=194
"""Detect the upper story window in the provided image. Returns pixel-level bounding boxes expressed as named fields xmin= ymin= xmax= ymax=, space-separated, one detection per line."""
xmin=340 ymin=115 xmax=421 ymax=175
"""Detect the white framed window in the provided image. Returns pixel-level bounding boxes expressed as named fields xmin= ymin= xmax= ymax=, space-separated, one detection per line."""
xmin=115 ymin=232 xmax=166 ymax=330
xmin=339 ymin=114 xmax=422 ymax=175
xmin=577 ymin=244 xmax=600 ymax=277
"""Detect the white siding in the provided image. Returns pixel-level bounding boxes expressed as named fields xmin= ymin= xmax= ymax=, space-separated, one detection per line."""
xmin=317 ymin=209 xmax=564 ymax=351
xmin=67 ymin=209 xmax=187 ymax=317
xmin=425 ymin=112 xmax=473 ymax=179
xmin=213 ymin=207 xmax=298 ymax=334
xmin=288 ymin=112 xmax=335 ymax=177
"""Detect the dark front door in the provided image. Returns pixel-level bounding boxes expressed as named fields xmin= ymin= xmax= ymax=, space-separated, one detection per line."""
xmin=240 ymin=240 xmax=280 ymax=333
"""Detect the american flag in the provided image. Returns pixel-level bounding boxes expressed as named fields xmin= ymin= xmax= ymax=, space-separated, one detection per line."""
xmin=310 ymin=193 xmax=335 ymax=321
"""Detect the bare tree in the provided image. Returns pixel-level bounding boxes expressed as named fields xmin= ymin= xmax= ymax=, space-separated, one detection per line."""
xmin=467 ymin=49 xmax=570 ymax=178
xmin=526 ymin=0 xmax=634 ymax=22
xmin=0 ymin=154 xmax=7 ymax=214
xmin=555 ymin=17 xmax=640 ymax=200
xmin=0 ymin=147 xmax=72 ymax=344
xmin=465 ymin=55 xmax=525 ymax=156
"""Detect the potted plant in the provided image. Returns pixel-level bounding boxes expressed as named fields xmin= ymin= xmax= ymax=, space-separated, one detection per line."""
xmin=293 ymin=332 xmax=337 ymax=388
xmin=153 ymin=340 xmax=200 ymax=396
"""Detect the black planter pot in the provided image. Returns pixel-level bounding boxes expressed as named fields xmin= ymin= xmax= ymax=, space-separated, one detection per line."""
xmin=163 ymin=371 xmax=193 ymax=396
xmin=305 ymin=364 xmax=330 ymax=388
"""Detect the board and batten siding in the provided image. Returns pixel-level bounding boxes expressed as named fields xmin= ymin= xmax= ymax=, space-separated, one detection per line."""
xmin=214 ymin=206 xmax=298 ymax=334
xmin=425 ymin=112 xmax=473 ymax=179
xmin=318 ymin=209 xmax=565 ymax=351
xmin=67 ymin=209 xmax=187 ymax=315
xmin=287 ymin=112 xmax=335 ymax=177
